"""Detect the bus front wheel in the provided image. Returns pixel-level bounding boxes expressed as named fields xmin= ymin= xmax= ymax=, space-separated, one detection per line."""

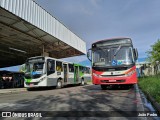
xmin=81 ymin=79 xmax=85 ymax=86
xmin=101 ymin=85 xmax=107 ymax=90
xmin=56 ymin=80 xmax=62 ymax=89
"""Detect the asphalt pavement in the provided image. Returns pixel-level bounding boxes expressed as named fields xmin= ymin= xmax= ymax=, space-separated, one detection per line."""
xmin=0 ymin=84 xmax=155 ymax=120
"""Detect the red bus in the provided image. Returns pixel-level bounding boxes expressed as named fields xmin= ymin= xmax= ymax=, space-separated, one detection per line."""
xmin=87 ymin=38 xmax=138 ymax=89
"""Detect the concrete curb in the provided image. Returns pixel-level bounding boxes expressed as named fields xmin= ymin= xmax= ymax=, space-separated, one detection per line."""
xmin=135 ymin=84 xmax=147 ymax=120
xmin=0 ymin=83 xmax=92 ymax=94
xmin=0 ymin=88 xmax=27 ymax=94
xmin=142 ymin=90 xmax=160 ymax=115
xmin=135 ymin=84 xmax=145 ymax=111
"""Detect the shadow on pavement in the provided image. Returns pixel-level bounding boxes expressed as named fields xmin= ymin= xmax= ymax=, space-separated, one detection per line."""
xmin=0 ymin=84 xmax=139 ymax=120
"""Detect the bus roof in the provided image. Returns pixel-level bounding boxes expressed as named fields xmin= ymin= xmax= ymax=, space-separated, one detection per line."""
xmin=26 ymin=56 xmax=89 ymax=67
xmin=93 ymin=37 xmax=131 ymax=44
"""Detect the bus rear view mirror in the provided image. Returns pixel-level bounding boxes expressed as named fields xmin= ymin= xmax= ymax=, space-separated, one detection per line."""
xmin=134 ymin=48 xmax=138 ymax=60
xmin=87 ymin=51 xmax=90 ymax=58
xmin=87 ymin=49 xmax=91 ymax=61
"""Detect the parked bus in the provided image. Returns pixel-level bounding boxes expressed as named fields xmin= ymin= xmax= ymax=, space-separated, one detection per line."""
xmin=75 ymin=64 xmax=91 ymax=85
xmin=79 ymin=65 xmax=91 ymax=83
xmin=24 ymin=56 xmax=90 ymax=90
xmin=87 ymin=38 xmax=138 ymax=89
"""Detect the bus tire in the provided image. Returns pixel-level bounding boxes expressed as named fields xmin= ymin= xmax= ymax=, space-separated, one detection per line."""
xmin=81 ymin=79 xmax=85 ymax=86
xmin=56 ymin=80 xmax=62 ymax=89
xmin=27 ymin=88 xmax=32 ymax=91
xmin=101 ymin=85 xmax=107 ymax=90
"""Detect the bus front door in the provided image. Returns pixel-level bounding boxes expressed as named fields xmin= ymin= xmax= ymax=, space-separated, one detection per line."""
xmin=74 ymin=66 xmax=79 ymax=84
xmin=63 ymin=64 xmax=68 ymax=84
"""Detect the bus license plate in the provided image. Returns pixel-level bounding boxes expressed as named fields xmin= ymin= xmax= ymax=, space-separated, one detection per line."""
xmin=30 ymin=84 xmax=34 ymax=87
xmin=109 ymin=80 xmax=116 ymax=82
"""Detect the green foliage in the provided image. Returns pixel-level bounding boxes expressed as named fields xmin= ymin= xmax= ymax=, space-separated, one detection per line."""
xmin=138 ymin=75 xmax=160 ymax=103
xmin=147 ymin=39 xmax=160 ymax=64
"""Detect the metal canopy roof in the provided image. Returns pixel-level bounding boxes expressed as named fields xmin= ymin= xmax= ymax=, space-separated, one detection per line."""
xmin=0 ymin=0 xmax=86 ymax=68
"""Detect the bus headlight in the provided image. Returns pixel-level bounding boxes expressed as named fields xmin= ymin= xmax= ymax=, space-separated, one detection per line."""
xmin=39 ymin=77 xmax=46 ymax=82
xmin=125 ymin=70 xmax=136 ymax=77
xmin=93 ymin=73 xmax=102 ymax=78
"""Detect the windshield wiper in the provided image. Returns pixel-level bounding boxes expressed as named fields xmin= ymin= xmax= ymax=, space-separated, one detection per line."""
xmin=114 ymin=45 xmax=122 ymax=57
xmin=93 ymin=47 xmax=109 ymax=57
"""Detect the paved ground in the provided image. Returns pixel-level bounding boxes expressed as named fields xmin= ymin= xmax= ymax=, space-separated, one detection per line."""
xmin=0 ymin=84 xmax=153 ymax=120
xmin=0 ymin=88 xmax=26 ymax=94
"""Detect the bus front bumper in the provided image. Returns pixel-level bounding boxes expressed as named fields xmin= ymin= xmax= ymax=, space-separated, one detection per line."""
xmin=92 ymin=74 xmax=137 ymax=85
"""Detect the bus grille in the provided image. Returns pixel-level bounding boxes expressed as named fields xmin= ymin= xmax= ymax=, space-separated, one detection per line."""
xmin=101 ymin=80 xmax=125 ymax=83
xmin=25 ymin=82 xmax=39 ymax=85
xmin=101 ymin=74 xmax=125 ymax=77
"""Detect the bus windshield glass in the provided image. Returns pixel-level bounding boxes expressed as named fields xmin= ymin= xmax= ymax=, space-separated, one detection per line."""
xmin=25 ymin=62 xmax=44 ymax=78
xmin=92 ymin=46 xmax=134 ymax=67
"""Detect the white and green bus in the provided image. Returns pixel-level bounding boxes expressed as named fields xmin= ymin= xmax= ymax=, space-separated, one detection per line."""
xmin=24 ymin=56 xmax=91 ymax=89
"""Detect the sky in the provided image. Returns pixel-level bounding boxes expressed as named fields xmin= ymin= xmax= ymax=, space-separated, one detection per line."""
xmin=34 ymin=0 xmax=160 ymax=64
xmin=1 ymin=0 xmax=160 ymax=70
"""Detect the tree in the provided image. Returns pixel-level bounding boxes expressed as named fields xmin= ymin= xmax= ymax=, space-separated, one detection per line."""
xmin=147 ymin=39 xmax=160 ymax=74
xmin=147 ymin=39 xmax=160 ymax=64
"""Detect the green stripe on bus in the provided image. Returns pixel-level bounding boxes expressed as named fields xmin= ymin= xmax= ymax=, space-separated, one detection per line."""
xmin=25 ymin=78 xmax=32 ymax=83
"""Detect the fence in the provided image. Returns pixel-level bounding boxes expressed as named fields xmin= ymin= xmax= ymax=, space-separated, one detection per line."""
xmin=136 ymin=63 xmax=160 ymax=77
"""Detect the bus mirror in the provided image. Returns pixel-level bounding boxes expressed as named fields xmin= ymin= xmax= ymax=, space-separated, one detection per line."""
xmin=87 ymin=51 xmax=90 ymax=57
xmin=87 ymin=49 xmax=91 ymax=61
xmin=134 ymin=48 xmax=138 ymax=60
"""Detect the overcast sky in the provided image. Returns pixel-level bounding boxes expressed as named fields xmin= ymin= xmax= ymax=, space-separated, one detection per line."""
xmin=36 ymin=0 xmax=160 ymax=63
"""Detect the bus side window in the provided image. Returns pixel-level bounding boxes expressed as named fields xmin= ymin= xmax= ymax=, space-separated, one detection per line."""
xmin=56 ymin=61 xmax=63 ymax=72
xmin=69 ymin=64 xmax=74 ymax=72
xmin=47 ymin=59 xmax=55 ymax=75
xmin=86 ymin=67 xmax=90 ymax=74
xmin=82 ymin=66 xmax=84 ymax=73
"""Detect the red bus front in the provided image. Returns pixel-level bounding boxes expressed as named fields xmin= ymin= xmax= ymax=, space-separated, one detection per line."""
xmin=92 ymin=65 xmax=137 ymax=85
xmin=88 ymin=38 xmax=138 ymax=89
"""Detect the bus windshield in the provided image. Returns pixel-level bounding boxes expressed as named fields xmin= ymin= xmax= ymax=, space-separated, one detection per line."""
xmin=25 ymin=62 xmax=44 ymax=78
xmin=92 ymin=46 xmax=134 ymax=67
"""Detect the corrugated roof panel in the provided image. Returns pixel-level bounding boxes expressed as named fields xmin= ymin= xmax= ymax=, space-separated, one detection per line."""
xmin=12 ymin=0 xmax=16 ymax=14
xmin=0 ymin=0 xmax=86 ymax=54
xmin=3 ymin=0 xmax=7 ymax=9
xmin=30 ymin=0 xmax=34 ymax=24
xmin=38 ymin=6 xmax=41 ymax=29
xmin=48 ymin=13 xmax=51 ymax=35
xmin=51 ymin=15 xmax=55 ymax=36
xmin=22 ymin=0 xmax=25 ymax=19
xmin=32 ymin=1 xmax=35 ymax=25
xmin=46 ymin=13 xmax=50 ymax=35
xmin=40 ymin=7 xmax=44 ymax=30
xmin=35 ymin=2 xmax=38 ymax=26
xmin=19 ymin=0 xmax=23 ymax=18
xmin=0 ymin=0 xmax=4 ymax=7
xmin=64 ymin=26 xmax=69 ymax=43
xmin=15 ymin=0 xmax=19 ymax=16
xmin=59 ymin=23 xmax=64 ymax=41
xmin=27 ymin=0 xmax=31 ymax=22
xmin=8 ymin=0 xmax=12 ymax=12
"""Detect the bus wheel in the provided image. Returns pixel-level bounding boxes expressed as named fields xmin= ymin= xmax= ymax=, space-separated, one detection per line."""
xmin=81 ymin=79 xmax=85 ymax=86
xmin=128 ymin=84 xmax=134 ymax=88
xmin=56 ymin=80 xmax=62 ymax=89
xmin=101 ymin=85 xmax=107 ymax=90
xmin=27 ymin=88 xmax=32 ymax=91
